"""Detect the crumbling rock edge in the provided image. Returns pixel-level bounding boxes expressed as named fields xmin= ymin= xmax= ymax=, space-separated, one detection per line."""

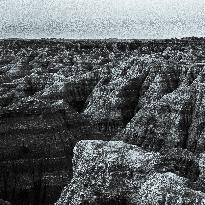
xmin=56 ymin=140 xmax=205 ymax=205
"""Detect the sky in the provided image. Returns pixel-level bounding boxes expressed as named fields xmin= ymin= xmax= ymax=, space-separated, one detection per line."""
xmin=0 ymin=0 xmax=205 ymax=39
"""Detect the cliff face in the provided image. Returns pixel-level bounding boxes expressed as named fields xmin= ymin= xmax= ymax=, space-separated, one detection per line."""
xmin=56 ymin=140 xmax=205 ymax=205
xmin=116 ymin=66 xmax=205 ymax=154
xmin=83 ymin=57 xmax=149 ymax=124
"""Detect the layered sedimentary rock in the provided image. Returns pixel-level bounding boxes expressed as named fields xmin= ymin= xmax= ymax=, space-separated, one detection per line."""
xmin=56 ymin=53 xmax=205 ymax=204
xmin=116 ymin=67 xmax=205 ymax=154
xmin=0 ymin=40 xmax=115 ymax=204
xmin=56 ymin=140 xmax=205 ymax=205
xmin=2 ymin=38 xmax=205 ymax=204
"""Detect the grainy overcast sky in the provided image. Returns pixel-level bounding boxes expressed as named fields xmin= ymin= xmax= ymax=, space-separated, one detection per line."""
xmin=0 ymin=0 xmax=205 ymax=39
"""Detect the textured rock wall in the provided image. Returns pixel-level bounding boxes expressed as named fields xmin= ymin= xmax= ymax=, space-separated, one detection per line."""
xmin=54 ymin=38 xmax=205 ymax=205
xmin=56 ymin=140 xmax=205 ymax=205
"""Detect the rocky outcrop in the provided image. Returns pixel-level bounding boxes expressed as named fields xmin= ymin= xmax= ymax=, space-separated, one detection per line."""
xmin=83 ymin=57 xmax=150 ymax=122
xmin=115 ymin=69 xmax=205 ymax=153
xmin=56 ymin=140 xmax=205 ymax=205
xmin=3 ymin=38 xmax=205 ymax=204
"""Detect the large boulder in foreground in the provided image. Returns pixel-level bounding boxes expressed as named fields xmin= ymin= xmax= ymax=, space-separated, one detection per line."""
xmin=56 ymin=140 xmax=205 ymax=205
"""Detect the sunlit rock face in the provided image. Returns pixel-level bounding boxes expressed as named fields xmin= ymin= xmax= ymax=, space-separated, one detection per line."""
xmin=115 ymin=66 xmax=205 ymax=154
xmin=83 ymin=58 xmax=149 ymax=123
xmin=56 ymin=140 xmax=205 ymax=205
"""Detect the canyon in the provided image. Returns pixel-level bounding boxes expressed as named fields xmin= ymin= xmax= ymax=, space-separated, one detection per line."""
xmin=1 ymin=37 xmax=205 ymax=204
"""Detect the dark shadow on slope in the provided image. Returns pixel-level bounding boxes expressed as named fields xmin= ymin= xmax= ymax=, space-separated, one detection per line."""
xmin=118 ymin=76 xmax=148 ymax=127
xmin=157 ymin=148 xmax=200 ymax=182
xmin=69 ymin=100 xmax=87 ymax=113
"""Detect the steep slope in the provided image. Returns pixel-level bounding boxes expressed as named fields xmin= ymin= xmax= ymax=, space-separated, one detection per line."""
xmin=116 ymin=67 xmax=205 ymax=153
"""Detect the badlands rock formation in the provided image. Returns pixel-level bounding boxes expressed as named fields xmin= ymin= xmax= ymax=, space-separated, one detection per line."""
xmin=56 ymin=140 xmax=205 ymax=205
xmin=55 ymin=38 xmax=205 ymax=205
xmin=2 ymin=38 xmax=205 ymax=204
